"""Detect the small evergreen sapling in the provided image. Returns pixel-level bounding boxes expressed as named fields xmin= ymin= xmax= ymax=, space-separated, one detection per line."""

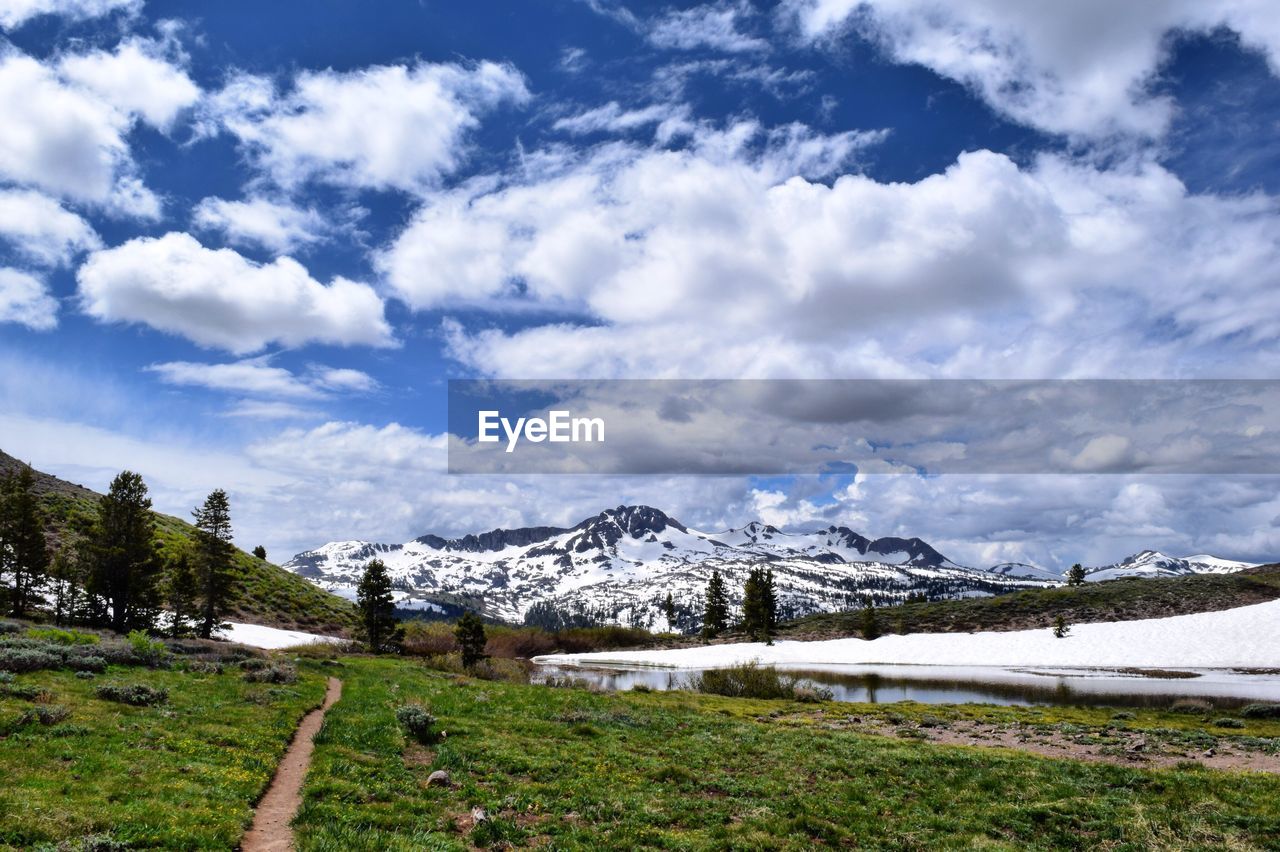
xmin=1053 ymin=615 xmax=1071 ymax=638
xmin=356 ymin=559 xmax=401 ymax=653
xmin=455 ymin=611 xmax=487 ymax=668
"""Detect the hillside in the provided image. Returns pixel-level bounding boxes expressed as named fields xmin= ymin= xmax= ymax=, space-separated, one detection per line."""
xmin=0 ymin=450 xmax=355 ymax=634
xmin=780 ymin=563 xmax=1280 ymax=640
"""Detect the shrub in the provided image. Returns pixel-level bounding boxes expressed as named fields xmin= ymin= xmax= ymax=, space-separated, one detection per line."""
xmin=1213 ymin=717 xmax=1246 ymax=729
xmin=184 ymin=661 xmax=224 ymax=675
xmin=126 ymin=631 xmax=169 ymax=667
xmin=1170 ymin=699 xmax=1212 ymax=715
xmin=17 ymin=705 xmax=71 ymax=726
xmin=27 ymin=628 xmax=99 ymax=646
xmin=75 ymin=670 xmax=96 ymax=680
xmin=483 ymin=626 xmax=557 ymax=659
xmin=0 ymin=621 xmax=22 ymax=635
xmin=688 ymin=662 xmax=811 ymax=700
xmin=65 ymin=655 xmax=107 ymax=674
xmin=243 ymin=664 xmax=297 ymax=684
xmin=1111 ymin=711 xmax=1135 ymax=721
xmin=0 ymin=648 xmax=61 ymax=673
xmin=0 ymin=671 xmax=12 ymax=684
xmin=396 ymin=704 xmax=438 ymax=744
xmin=402 ymin=621 xmax=458 ymax=657
xmin=96 ymin=683 xmax=169 ymax=706
xmin=1241 ymin=703 xmax=1280 ymax=719
xmin=794 ymin=684 xmax=834 ymax=703
xmin=239 ymin=658 xmax=270 ymax=672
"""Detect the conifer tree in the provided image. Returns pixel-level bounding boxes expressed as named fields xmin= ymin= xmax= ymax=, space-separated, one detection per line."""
xmin=662 ymin=591 xmax=677 ymax=628
xmin=49 ymin=545 xmax=88 ymax=626
xmin=88 ymin=471 xmax=160 ymax=633
xmin=192 ymin=489 xmax=234 ymax=639
xmin=860 ymin=602 xmax=880 ymax=640
xmin=763 ymin=568 xmax=778 ymax=633
xmin=0 ymin=465 xmax=49 ymax=618
xmin=356 ymin=558 xmax=401 ymax=653
xmin=166 ymin=546 xmax=199 ymax=638
xmin=701 ymin=569 xmax=729 ymax=639
xmin=252 ymin=545 xmax=267 ymax=560
xmin=1066 ymin=563 xmax=1087 ymax=586
xmin=741 ymin=567 xmax=768 ymax=641
xmin=455 ymin=610 xmax=488 ymax=668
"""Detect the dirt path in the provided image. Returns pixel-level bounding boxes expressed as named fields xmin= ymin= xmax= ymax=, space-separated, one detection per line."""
xmin=241 ymin=677 xmax=343 ymax=852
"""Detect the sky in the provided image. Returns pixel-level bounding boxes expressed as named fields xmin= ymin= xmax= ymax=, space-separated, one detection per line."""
xmin=2 ymin=0 xmax=1280 ymax=570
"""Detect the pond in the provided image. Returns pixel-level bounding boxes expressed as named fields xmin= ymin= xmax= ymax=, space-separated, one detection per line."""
xmin=531 ymin=662 xmax=1280 ymax=709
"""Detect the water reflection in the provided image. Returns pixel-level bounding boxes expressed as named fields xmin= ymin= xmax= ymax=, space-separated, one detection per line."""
xmin=532 ymin=663 xmax=1280 ymax=709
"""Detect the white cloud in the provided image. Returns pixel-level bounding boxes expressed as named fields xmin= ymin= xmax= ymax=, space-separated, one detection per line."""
xmin=192 ymin=196 xmax=328 ymax=254
xmin=148 ymin=359 xmax=323 ymax=399
xmin=0 ymin=189 xmax=100 ymax=266
xmin=553 ymin=102 xmax=694 ymax=142
xmin=0 ymin=268 xmax=58 ymax=330
xmin=649 ymin=1 xmax=770 ymax=53
xmin=0 ymin=46 xmax=183 ymax=216
xmin=77 ymin=232 xmax=395 ymax=354
xmin=0 ymin=0 xmax=138 ymax=29
xmin=211 ymin=60 xmax=529 ymax=194
xmin=223 ymin=400 xmax=323 ymax=421
xmin=382 ymin=139 xmax=1280 ymax=381
xmin=58 ymin=38 xmax=200 ymax=131
xmin=147 ymin=358 xmax=379 ymax=399
xmin=783 ymin=0 xmax=1280 ymax=139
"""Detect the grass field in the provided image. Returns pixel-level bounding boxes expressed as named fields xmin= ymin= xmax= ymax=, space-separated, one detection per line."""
xmin=295 ymin=656 xmax=1280 ymax=851
xmin=0 ymin=662 xmax=326 ymax=849
xmin=3 ymin=646 xmax=1279 ymax=850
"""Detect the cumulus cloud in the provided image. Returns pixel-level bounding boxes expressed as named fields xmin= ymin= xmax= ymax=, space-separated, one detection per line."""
xmin=381 ymin=137 xmax=1280 ymax=380
xmin=57 ymin=38 xmax=200 ymax=131
xmin=0 ymin=44 xmax=193 ymax=216
xmin=783 ymin=0 xmax=1280 ymax=139
xmin=77 ymin=232 xmax=395 ymax=354
xmin=192 ymin=196 xmax=329 ymax=254
xmin=0 ymin=268 xmax=58 ymax=330
xmin=0 ymin=0 xmax=138 ymax=29
xmin=209 ymin=60 xmax=529 ymax=194
xmin=648 ymin=1 xmax=770 ymax=53
xmin=0 ymin=189 xmax=101 ymax=266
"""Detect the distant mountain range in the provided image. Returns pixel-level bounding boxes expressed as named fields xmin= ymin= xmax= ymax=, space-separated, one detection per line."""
xmin=283 ymin=505 xmax=1261 ymax=628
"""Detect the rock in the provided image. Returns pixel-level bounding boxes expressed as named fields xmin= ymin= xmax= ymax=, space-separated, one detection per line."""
xmin=1126 ymin=737 xmax=1147 ymax=753
xmin=471 ymin=806 xmax=488 ymax=824
xmin=426 ymin=770 xmax=450 ymax=787
xmin=1203 ymin=748 xmax=1216 ymax=757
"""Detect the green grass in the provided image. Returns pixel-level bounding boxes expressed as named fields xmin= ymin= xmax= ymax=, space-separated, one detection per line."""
xmin=782 ymin=564 xmax=1280 ymax=639
xmin=296 ymin=656 xmax=1280 ymax=850
xmin=0 ymin=663 xmax=326 ymax=849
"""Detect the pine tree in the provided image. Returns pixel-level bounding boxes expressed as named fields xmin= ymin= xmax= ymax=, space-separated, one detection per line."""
xmin=1066 ymin=563 xmax=1087 ymax=586
xmin=763 ymin=568 xmax=777 ymax=633
xmin=701 ymin=569 xmax=729 ymax=639
xmin=1053 ymin=615 xmax=1071 ymax=638
xmin=741 ymin=567 xmax=768 ymax=641
xmin=166 ymin=546 xmax=199 ymax=638
xmin=0 ymin=465 xmax=49 ymax=618
xmin=192 ymin=489 xmax=234 ymax=639
xmin=455 ymin=610 xmax=487 ymax=668
xmin=49 ymin=545 xmax=88 ymax=626
xmin=87 ymin=471 xmax=161 ymax=633
xmin=860 ymin=603 xmax=880 ymax=640
xmin=356 ymin=558 xmax=400 ymax=653
xmin=252 ymin=545 xmax=267 ymax=560
xmin=662 ymin=592 xmax=677 ymax=629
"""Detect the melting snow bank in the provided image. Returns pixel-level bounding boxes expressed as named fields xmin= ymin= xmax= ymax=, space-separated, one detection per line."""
xmin=218 ymin=622 xmax=345 ymax=650
xmin=536 ymin=599 xmax=1280 ymax=670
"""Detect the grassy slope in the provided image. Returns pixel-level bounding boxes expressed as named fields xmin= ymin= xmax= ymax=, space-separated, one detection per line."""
xmin=0 ymin=664 xmax=326 ymax=849
xmin=1 ymin=450 xmax=356 ymax=634
xmin=295 ymin=656 xmax=1280 ymax=850
xmin=781 ymin=564 xmax=1280 ymax=640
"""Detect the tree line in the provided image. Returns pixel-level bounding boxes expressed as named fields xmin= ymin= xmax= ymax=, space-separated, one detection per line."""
xmin=0 ymin=463 xmax=236 ymax=637
xmin=700 ymin=566 xmax=779 ymax=643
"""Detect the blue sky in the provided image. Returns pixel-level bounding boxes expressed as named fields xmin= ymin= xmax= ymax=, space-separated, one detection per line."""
xmin=2 ymin=0 xmax=1280 ymax=569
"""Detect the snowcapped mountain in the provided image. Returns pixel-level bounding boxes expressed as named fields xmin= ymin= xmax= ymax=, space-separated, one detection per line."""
xmin=283 ymin=505 xmax=1039 ymax=627
xmin=1084 ymin=550 xmax=1259 ymax=581
xmin=283 ymin=506 xmax=1264 ymax=628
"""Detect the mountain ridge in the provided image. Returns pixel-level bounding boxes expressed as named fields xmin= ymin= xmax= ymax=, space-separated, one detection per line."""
xmin=284 ymin=504 xmax=1262 ymax=628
